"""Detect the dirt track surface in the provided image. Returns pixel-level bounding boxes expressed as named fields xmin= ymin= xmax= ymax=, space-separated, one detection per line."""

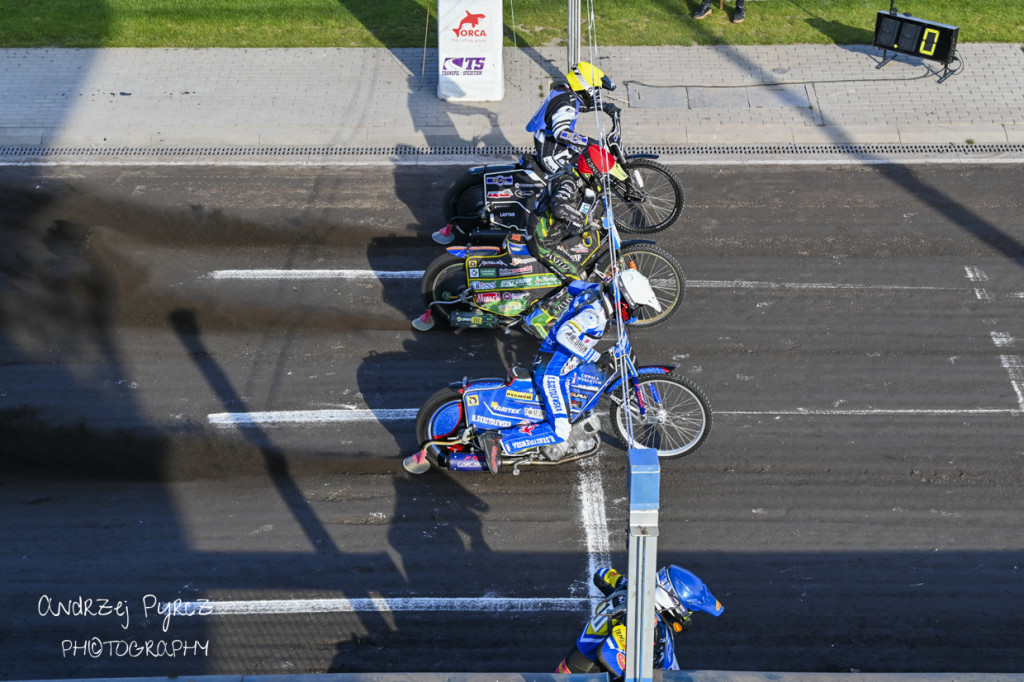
xmin=1 ymin=163 xmax=1022 ymax=678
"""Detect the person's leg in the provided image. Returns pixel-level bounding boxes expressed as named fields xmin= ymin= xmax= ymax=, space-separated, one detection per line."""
xmin=499 ymin=355 xmax=572 ymax=454
xmin=732 ymin=0 xmax=745 ymax=23
xmin=692 ymin=0 xmax=713 ymax=19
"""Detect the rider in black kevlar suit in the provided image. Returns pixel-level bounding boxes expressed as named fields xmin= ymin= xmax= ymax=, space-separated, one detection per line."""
xmin=529 ymin=144 xmax=618 ymax=282
xmin=526 ymin=61 xmax=618 ymax=174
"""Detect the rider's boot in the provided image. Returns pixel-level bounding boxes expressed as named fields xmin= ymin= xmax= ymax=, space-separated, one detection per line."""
xmin=432 ymin=224 xmax=456 ymax=245
xmin=478 ymin=431 xmax=503 ymax=474
xmin=523 ymin=287 xmax=574 ymax=338
xmin=412 ymin=308 xmax=435 ymax=331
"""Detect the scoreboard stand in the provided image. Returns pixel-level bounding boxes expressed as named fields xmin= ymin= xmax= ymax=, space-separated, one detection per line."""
xmin=873 ymin=2 xmax=960 ymax=83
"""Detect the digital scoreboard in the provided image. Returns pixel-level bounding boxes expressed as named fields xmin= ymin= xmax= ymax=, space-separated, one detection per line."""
xmin=873 ymin=11 xmax=959 ymax=64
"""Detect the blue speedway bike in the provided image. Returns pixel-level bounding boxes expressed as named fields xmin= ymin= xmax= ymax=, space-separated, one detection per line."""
xmin=403 ymin=272 xmax=711 ymax=475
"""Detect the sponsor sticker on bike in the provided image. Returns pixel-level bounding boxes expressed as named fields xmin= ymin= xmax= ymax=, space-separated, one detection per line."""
xmin=496 ymin=301 xmax=528 ymax=315
xmin=498 ymin=265 xmax=532 ymax=276
xmin=506 ymin=389 xmax=534 ymax=402
xmin=473 ymin=415 xmax=515 ymax=428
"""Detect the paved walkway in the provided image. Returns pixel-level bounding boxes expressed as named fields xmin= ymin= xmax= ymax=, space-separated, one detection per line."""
xmin=1 ymin=44 xmax=1022 ymax=153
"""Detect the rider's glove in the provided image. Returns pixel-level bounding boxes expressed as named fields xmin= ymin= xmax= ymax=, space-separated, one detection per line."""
xmin=601 ymin=101 xmax=621 ymax=116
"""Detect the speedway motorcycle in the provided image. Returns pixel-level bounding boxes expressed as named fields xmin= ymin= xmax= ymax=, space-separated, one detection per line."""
xmin=402 ymin=324 xmax=711 ymax=475
xmin=412 ymin=215 xmax=684 ymax=335
xmin=557 ymin=566 xmax=724 ymax=679
xmin=433 ymin=105 xmax=685 ymax=246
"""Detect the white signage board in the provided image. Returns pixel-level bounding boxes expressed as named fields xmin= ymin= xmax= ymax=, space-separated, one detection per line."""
xmin=437 ymin=0 xmax=504 ymax=101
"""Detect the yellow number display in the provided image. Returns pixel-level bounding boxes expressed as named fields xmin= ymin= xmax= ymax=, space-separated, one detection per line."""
xmin=919 ymin=28 xmax=939 ymax=56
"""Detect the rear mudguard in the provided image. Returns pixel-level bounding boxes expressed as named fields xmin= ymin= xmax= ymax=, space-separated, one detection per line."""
xmin=606 ymin=365 xmax=674 ymax=394
xmin=444 ymin=244 xmax=502 ymax=259
xmin=625 ymin=153 xmax=659 ymax=161
xmin=467 ymin=161 xmax=522 ymax=175
xmin=619 ymin=238 xmax=657 ymax=248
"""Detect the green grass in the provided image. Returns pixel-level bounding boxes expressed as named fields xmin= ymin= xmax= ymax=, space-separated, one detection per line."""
xmin=1 ymin=0 xmax=1020 ymax=48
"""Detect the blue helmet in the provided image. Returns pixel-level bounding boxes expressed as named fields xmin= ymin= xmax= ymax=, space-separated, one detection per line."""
xmin=655 ymin=565 xmax=724 ymax=630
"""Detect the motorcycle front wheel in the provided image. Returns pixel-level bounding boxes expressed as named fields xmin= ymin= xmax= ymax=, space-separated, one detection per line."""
xmin=610 ymin=159 xmax=684 ymax=234
xmin=596 ymin=244 xmax=685 ymax=328
xmin=420 ymin=253 xmax=471 ymax=327
xmin=611 ymin=374 xmax=711 ymax=458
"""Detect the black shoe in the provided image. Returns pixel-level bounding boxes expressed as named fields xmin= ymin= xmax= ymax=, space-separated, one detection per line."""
xmin=692 ymin=0 xmax=712 ymax=19
xmin=479 ymin=431 xmax=502 ymax=474
xmin=732 ymin=1 xmax=745 ymax=22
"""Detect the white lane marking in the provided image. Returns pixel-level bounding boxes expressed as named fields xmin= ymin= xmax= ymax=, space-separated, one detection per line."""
xmin=692 ymin=280 xmax=952 ymax=291
xmin=210 ymin=269 xmax=424 ymax=280
xmin=1000 ymin=355 xmax=1024 ymax=412
xmin=208 ymin=407 xmax=1020 ymax=426
xmin=721 ymin=408 xmax=1019 ymax=416
xmin=208 ymin=408 xmax=417 ymax=425
xmin=576 ymin=456 xmax=611 ymax=611
xmin=970 ymin=265 xmax=1024 ymax=414
xmin=165 ymin=596 xmax=588 ymax=616
xmin=991 ymin=331 xmax=1015 ymax=348
xmin=966 ymin=265 xmax=992 ymax=299
xmin=964 ymin=266 xmax=989 ymax=282
xmin=208 ymin=269 xmax=959 ymax=292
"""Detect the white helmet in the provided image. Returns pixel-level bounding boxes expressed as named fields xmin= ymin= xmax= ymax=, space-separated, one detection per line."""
xmin=618 ymin=268 xmax=662 ymax=313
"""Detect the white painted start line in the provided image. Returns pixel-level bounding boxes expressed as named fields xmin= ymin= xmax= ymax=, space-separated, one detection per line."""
xmin=165 ymin=596 xmax=589 ymax=616
xmin=208 ymin=406 xmax=1020 ymax=426
xmin=207 ymin=268 xmax=958 ymax=293
xmin=210 ymin=269 xmax=424 ymax=280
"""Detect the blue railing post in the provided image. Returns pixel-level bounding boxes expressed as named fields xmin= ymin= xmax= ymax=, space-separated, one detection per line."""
xmin=625 ymin=448 xmax=660 ymax=682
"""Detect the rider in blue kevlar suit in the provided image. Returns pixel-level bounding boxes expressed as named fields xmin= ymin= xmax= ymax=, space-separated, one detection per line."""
xmin=557 ymin=566 xmax=724 ymax=677
xmin=478 ymin=279 xmax=612 ymax=473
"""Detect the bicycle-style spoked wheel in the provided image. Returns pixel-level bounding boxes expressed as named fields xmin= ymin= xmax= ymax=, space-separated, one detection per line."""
xmin=597 ymin=244 xmax=685 ymax=328
xmin=612 ymin=374 xmax=711 ymax=458
xmin=610 ymin=159 xmax=684 ymax=234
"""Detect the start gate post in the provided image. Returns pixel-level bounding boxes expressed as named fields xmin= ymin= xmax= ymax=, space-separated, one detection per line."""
xmin=625 ymin=447 xmax=660 ymax=682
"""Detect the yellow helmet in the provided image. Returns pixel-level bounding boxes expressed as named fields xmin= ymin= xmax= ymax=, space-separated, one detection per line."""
xmin=566 ymin=62 xmax=615 ymax=92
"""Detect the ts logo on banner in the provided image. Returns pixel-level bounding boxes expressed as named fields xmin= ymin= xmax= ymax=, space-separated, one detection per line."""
xmin=441 ymin=57 xmax=486 ymax=75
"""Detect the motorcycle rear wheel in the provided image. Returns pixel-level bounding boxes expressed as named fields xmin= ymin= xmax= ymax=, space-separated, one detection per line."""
xmin=415 ymin=387 xmax=471 ymax=462
xmin=441 ymin=172 xmax=486 ymax=235
xmin=611 ymin=374 xmax=711 ymax=458
xmin=610 ymin=159 xmax=684 ymax=234
xmin=421 ymin=253 xmax=471 ymax=327
xmin=596 ymin=244 xmax=685 ymax=328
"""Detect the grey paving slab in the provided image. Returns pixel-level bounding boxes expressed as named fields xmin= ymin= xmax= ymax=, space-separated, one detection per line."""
xmin=0 ymin=43 xmax=1022 ymax=154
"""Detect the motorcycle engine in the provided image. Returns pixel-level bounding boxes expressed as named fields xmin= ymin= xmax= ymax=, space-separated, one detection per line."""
xmin=542 ymin=413 xmax=601 ymax=460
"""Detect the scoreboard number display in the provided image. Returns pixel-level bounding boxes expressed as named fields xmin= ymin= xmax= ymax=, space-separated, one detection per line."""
xmin=873 ymin=11 xmax=958 ymax=64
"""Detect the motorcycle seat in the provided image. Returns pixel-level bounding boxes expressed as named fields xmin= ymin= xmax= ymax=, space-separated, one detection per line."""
xmin=508 ymin=366 xmax=533 ymax=382
xmin=465 ymin=245 xmax=502 ymax=257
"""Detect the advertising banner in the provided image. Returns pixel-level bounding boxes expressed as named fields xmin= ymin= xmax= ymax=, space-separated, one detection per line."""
xmin=437 ymin=0 xmax=504 ymax=101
